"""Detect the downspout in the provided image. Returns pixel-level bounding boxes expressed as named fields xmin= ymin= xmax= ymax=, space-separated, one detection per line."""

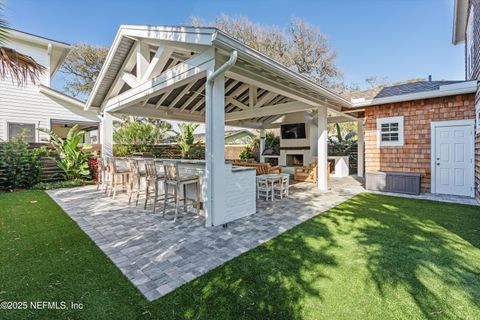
xmin=204 ymin=50 xmax=237 ymax=226
xmin=206 ymin=50 xmax=238 ymax=89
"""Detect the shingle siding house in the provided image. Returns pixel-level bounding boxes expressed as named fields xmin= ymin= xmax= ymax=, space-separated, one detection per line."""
xmin=0 ymin=29 xmax=99 ymax=143
xmin=453 ymin=0 xmax=480 ymax=199
xmin=348 ymin=81 xmax=477 ymax=197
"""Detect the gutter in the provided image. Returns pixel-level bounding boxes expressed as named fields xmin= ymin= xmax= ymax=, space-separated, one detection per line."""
xmin=350 ymin=81 xmax=477 ymax=108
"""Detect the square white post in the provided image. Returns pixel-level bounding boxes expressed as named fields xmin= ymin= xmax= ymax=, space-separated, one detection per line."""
xmin=205 ymin=67 xmax=226 ymax=227
xmin=100 ymin=112 xmax=114 ymax=157
xmin=357 ymin=119 xmax=365 ymax=177
xmin=317 ymin=106 xmax=328 ymax=190
xmin=259 ymin=129 xmax=266 ymax=163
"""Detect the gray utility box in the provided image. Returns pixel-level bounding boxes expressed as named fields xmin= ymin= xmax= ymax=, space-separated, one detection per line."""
xmin=366 ymin=171 xmax=421 ymax=195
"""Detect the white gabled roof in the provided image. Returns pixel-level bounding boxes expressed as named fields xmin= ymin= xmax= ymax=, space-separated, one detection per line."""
xmin=86 ymin=25 xmax=351 ymax=111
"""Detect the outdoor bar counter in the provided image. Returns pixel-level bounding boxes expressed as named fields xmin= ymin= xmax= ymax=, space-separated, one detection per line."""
xmin=156 ymin=159 xmax=257 ymax=224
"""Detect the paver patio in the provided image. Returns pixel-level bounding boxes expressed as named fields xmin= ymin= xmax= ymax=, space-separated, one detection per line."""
xmin=47 ymin=177 xmax=364 ymax=301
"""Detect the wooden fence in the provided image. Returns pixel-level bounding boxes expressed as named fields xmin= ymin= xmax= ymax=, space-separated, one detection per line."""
xmin=113 ymin=143 xmax=245 ymax=160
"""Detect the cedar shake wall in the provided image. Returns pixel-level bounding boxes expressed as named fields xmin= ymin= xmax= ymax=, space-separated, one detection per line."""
xmin=476 ymin=129 xmax=480 ymax=199
xmin=365 ymin=93 xmax=475 ymax=193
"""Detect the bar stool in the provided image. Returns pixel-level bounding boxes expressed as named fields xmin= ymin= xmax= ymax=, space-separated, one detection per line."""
xmin=103 ymin=157 xmax=112 ymax=195
xmin=162 ymin=161 xmax=201 ymax=222
xmin=108 ymin=157 xmax=130 ymax=199
xmin=96 ymin=157 xmax=106 ymax=191
xmin=144 ymin=160 xmax=168 ymax=214
xmin=127 ymin=159 xmax=143 ymax=206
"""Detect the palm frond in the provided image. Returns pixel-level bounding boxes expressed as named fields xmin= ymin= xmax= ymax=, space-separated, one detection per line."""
xmin=0 ymin=46 xmax=46 ymax=85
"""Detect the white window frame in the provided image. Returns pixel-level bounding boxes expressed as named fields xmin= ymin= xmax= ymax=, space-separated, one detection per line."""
xmin=466 ymin=5 xmax=475 ymax=79
xmin=6 ymin=121 xmax=38 ymax=143
xmin=376 ymin=116 xmax=404 ymax=147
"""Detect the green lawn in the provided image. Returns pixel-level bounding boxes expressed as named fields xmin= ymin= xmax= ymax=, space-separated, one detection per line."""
xmin=1 ymin=191 xmax=479 ymax=319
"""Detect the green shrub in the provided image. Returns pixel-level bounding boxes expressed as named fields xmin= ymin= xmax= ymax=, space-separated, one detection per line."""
xmin=39 ymin=125 xmax=94 ymax=180
xmin=32 ymin=179 xmax=89 ymax=190
xmin=0 ymin=134 xmax=42 ymax=190
xmin=176 ymin=122 xmax=199 ymax=158
xmin=239 ymin=145 xmax=254 ymax=160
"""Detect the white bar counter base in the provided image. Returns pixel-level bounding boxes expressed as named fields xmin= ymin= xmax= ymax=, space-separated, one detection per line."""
xmin=159 ymin=159 xmax=257 ymax=226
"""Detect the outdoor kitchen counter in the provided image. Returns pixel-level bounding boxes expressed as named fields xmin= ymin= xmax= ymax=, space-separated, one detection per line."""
xmin=155 ymin=159 xmax=257 ymax=225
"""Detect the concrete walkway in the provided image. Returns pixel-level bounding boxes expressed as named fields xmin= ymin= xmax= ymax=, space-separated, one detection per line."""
xmin=47 ymin=177 xmax=364 ymax=301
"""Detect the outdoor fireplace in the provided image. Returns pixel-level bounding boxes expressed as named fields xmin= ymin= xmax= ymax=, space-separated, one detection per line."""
xmin=286 ymin=154 xmax=304 ymax=166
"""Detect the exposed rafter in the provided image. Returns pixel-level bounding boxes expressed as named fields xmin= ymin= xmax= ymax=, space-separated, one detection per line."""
xmin=168 ymin=81 xmax=196 ymax=109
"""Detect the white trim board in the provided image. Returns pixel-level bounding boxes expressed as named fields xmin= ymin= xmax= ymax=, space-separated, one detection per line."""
xmin=430 ymin=119 xmax=475 ymax=198
xmin=350 ymin=81 xmax=477 ymax=108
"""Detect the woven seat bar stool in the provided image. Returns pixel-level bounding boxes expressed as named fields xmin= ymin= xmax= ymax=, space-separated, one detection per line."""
xmin=162 ymin=161 xmax=201 ymax=222
xmin=144 ymin=160 xmax=169 ymax=214
xmin=127 ymin=159 xmax=144 ymax=206
xmin=108 ymin=157 xmax=130 ymax=199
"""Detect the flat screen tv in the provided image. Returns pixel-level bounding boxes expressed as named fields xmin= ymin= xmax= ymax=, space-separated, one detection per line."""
xmin=281 ymin=123 xmax=306 ymax=139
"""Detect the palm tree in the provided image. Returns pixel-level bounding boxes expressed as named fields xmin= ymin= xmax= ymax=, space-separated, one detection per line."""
xmin=0 ymin=2 xmax=45 ymax=85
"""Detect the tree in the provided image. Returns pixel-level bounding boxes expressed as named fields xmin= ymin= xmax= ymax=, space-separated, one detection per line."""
xmin=0 ymin=2 xmax=46 ymax=85
xmin=191 ymin=15 xmax=342 ymax=86
xmin=113 ymin=118 xmax=172 ymax=146
xmin=60 ymin=43 xmax=108 ymax=99
xmin=176 ymin=122 xmax=200 ymax=158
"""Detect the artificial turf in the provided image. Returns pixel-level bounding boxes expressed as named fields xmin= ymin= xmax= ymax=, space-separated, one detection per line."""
xmin=1 ymin=190 xmax=479 ymax=319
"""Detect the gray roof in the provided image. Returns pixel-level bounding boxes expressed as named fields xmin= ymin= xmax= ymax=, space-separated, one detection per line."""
xmin=348 ymin=81 xmax=466 ymax=101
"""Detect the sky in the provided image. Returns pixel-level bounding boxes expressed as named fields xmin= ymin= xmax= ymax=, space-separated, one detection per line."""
xmin=4 ymin=0 xmax=465 ymax=92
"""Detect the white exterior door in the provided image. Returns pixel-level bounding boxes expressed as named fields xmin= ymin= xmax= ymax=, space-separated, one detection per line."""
xmin=433 ymin=121 xmax=474 ymax=197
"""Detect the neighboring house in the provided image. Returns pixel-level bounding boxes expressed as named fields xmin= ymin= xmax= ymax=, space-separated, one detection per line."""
xmin=0 ymin=29 xmax=99 ymax=143
xmin=193 ymin=129 xmax=256 ymax=145
xmin=347 ymin=80 xmax=477 ymax=197
xmin=453 ymin=0 xmax=480 ymax=199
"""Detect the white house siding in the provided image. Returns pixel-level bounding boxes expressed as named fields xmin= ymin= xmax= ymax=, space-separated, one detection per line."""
xmin=0 ymin=36 xmax=98 ymax=142
xmin=0 ymin=78 xmax=98 ymax=142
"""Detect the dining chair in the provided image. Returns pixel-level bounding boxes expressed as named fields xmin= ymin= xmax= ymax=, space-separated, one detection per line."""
xmin=273 ymin=175 xmax=289 ymax=200
xmin=162 ymin=161 xmax=201 ymax=222
xmin=256 ymin=176 xmax=273 ymax=201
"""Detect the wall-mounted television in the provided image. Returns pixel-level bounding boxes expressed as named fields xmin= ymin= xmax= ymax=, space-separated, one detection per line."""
xmin=280 ymin=123 xmax=306 ymax=139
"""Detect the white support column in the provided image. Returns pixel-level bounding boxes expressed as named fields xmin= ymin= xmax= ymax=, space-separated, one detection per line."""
xmin=205 ymin=66 xmax=226 ymax=226
xmin=317 ymin=106 xmax=328 ymax=191
xmin=100 ymin=112 xmax=114 ymax=157
xmin=357 ymin=119 xmax=365 ymax=178
xmin=259 ymin=129 xmax=266 ymax=163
